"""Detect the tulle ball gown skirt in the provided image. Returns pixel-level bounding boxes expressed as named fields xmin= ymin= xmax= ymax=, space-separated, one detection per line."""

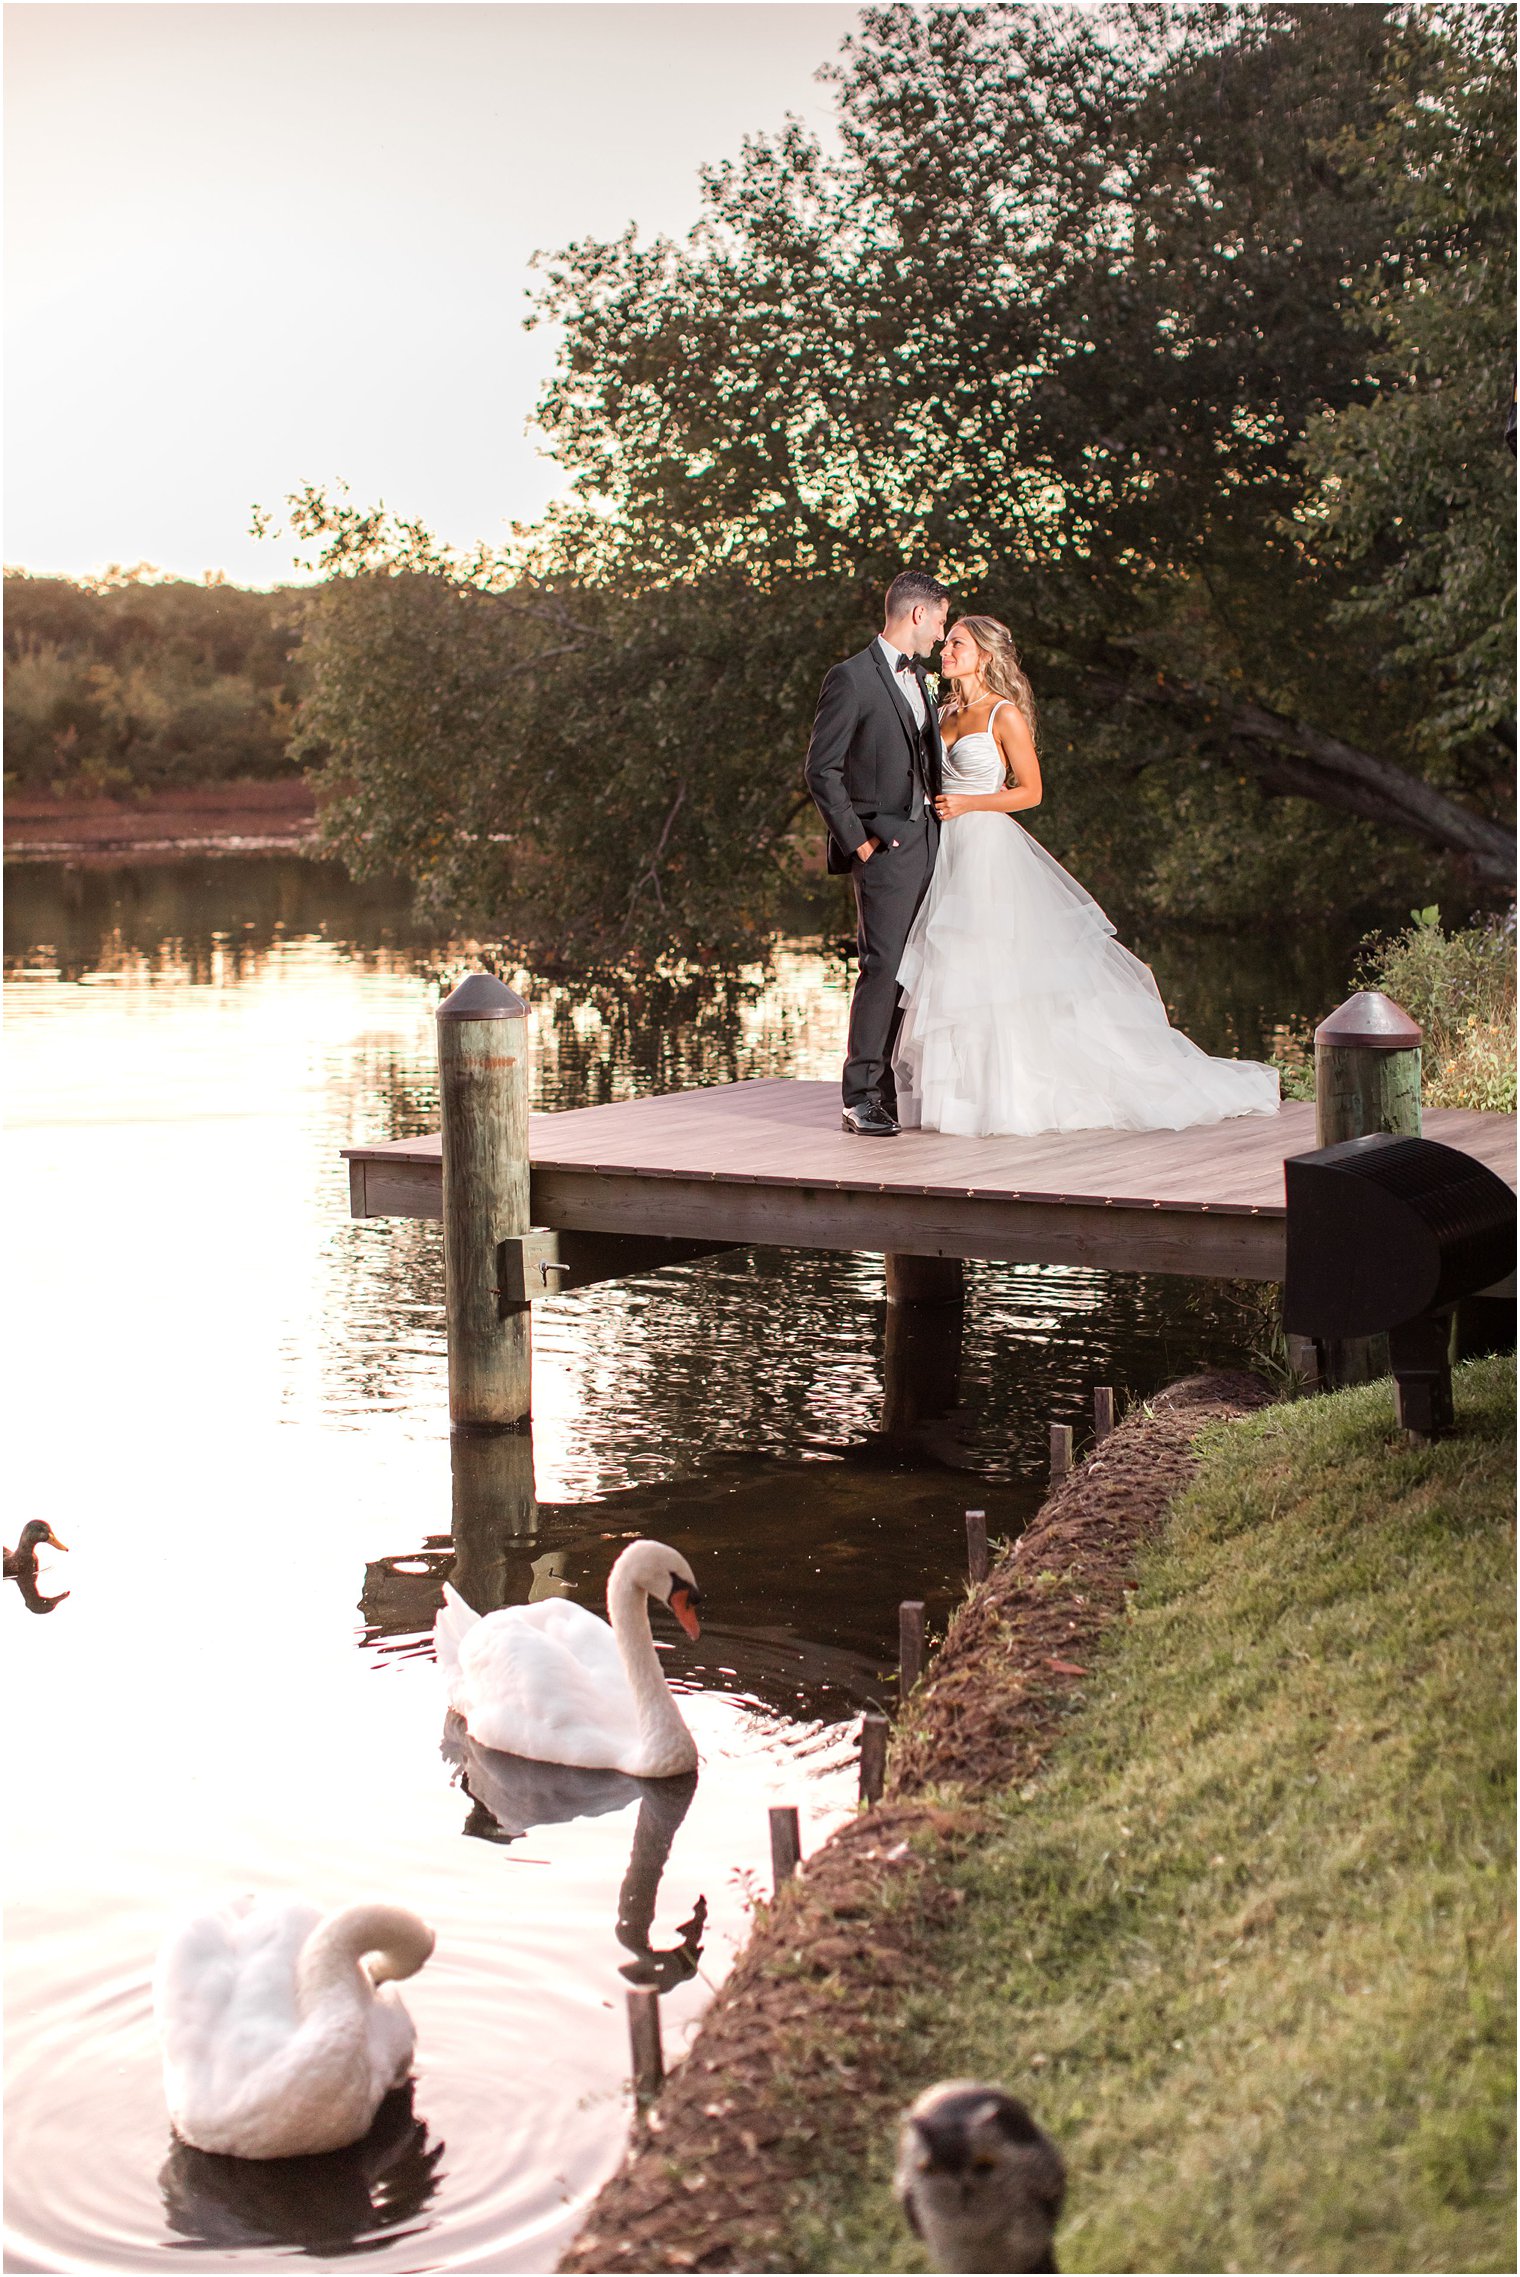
xmin=893 ymin=813 xmax=1280 ymax=1138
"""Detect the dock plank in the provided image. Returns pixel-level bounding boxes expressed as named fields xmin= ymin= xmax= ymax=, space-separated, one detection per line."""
xmin=342 ymin=1079 xmax=1516 ymax=1282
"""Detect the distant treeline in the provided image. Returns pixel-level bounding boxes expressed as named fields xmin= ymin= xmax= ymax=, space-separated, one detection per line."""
xmin=3 ymin=570 xmax=304 ymax=795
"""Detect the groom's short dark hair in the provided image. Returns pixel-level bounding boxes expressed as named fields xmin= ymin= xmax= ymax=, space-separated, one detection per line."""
xmin=885 ymin=569 xmax=950 ymax=618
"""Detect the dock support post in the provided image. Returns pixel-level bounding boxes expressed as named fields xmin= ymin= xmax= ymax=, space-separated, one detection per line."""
xmin=965 ymin=1508 xmax=989 ymax=1584
xmin=1093 ymin=1387 xmax=1115 ymax=1442
xmin=885 ymin=1253 xmax=964 ymax=1306
xmin=1049 ymin=1423 xmax=1073 ymax=1483
xmin=436 ymin=973 xmax=532 ymax=1429
xmin=1314 ymin=991 xmax=1422 ymax=1388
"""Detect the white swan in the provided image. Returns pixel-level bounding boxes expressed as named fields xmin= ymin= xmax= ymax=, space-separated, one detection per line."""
xmin=154 ymin=1894 xmax=435 ymax=2159
xmin=434 ymin=1538 xmax=702 ymax=1778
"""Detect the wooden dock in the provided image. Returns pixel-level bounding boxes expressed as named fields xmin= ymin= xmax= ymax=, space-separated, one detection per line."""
xmin=344 ymin=1079 xmax=1516 ymax=1284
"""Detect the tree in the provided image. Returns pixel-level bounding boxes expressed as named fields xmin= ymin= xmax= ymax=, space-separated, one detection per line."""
xmin=2 ymin=566 xmax=304 ymax=792
xmin=280 ymin=3 xmax=1514 ymax=954
xmin=1297 ymin=4 xmax=1516 ymax=767
xmin=528 ymin=3 xmax=1512 ymax=889
xmin=282 ymin=487 xmax=864 ymax=958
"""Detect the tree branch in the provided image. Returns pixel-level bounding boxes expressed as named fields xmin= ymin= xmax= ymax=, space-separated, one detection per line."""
xmin=1089 ymin=670 xmax=1515 ymax=885
xmin=622 ymin=779 xmax=689 ymax=933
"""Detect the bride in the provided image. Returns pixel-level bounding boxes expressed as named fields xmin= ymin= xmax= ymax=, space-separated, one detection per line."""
xmin=893 ymin=615 xmax=1280 ymax=1137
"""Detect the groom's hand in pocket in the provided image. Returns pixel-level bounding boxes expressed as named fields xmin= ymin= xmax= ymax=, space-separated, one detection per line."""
xmin=856 ymin=836 xmax=881 ymax=862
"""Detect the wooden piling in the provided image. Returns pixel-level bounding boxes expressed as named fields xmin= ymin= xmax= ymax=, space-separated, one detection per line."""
xmin=1093 ymin=1386 xmax=1115 ymax=1442
xmin=1050 ymin=1423 xmax=1073 ymax=1483
xmin=885 ymin=1252 xmax=965 ymax=1306
xmin=899 ymin=1599 xmax=926 ymax=1697
xmin=965 ymin=1508 xmax=989 ymax=1584
xmin=436 ymin=973 xmax=532 ymax=1429
xmin=1314 ymin=990 xmax=1422 ymax=1387
xmin=626 ymin=1987 xmax=664 ymax=2098
xmin=859 ymin=1712 xmax=888 ymax=1803
xmin=769 ymin=1805 xmax=801 ymax=1888
xmin=1315 ymin=990 xmax=1422 ymax=1150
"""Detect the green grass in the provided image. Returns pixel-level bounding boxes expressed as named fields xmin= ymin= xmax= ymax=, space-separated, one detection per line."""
xmin=788 ymin=1358 xmax=1516 ymax=2274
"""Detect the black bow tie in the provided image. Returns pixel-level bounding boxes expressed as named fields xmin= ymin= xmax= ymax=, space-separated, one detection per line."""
xmin=894 ymin=653 xmax=917 ymax=675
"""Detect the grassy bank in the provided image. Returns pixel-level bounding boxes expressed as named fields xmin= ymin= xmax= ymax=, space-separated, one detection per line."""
xmin=785 ymin=1358 xmax=1515 ymax=2274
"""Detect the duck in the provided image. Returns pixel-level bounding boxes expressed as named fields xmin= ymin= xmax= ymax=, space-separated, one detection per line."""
xmin=433 ymin=1538 xmax=702 ymax=1778
xmin=154 ymin=1894 xmax=435 ymax=2160
xmin=4 ymin=1520 xmax=67 ymax=1578
xmin=894 ymin=2080 xmax=1066 ymax=2274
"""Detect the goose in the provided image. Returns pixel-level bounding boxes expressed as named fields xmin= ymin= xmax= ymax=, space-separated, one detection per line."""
xmin=433 ymin=1538 xmax=701 ymax=1777
xmin=5 ymin=1520 xmax=67 ymax=1578
xmin=154 ymin=1894 xmax=435 ymax=2160
xmin=895 ymin=2081 xmax=1066 ymax=2273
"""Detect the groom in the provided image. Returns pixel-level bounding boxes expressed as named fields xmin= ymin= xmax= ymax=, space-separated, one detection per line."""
xmin=804 ymin=570 xmax=951 ymax=1135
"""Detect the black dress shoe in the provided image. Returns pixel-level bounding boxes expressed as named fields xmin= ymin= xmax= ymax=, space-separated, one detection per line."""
xmin=842 ymin=1101 xmax=900 ymax=1137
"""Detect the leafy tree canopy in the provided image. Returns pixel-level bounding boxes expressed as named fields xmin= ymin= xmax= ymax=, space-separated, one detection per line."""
xmin=275 ymin=2 xmax=1515 ymax=958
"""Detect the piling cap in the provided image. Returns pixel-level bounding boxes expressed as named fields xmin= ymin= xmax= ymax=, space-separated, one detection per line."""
xmin=1315 ymin=989 xmax=1422 ymax=1051
xmin=436 ymin=971 xmax=528 ymax=1022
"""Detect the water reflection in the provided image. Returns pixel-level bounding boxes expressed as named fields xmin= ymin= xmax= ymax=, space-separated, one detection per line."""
xmin=613 ymin=1779 xmax=707 ymax=1994
xmin=158 ymin=2085 xmax=443 ymax=2257
xmin=875 ymin=1293 xmax=970 ymax=1467
xmin=449 ymin=1430 xmax=539 ymax=1604
xmin=360 ymin=1431 xmax=546 ymax=1664
xmin=357 ymin=1451 xmax=1026 ymax=1726
xmin=443 ymin=1726 xmax=707 ymax=1992
xmin=7 ymin=1567 xmax=71 ymax=1615
xmin=444 ymin=1718 xmax=651 ymax=1844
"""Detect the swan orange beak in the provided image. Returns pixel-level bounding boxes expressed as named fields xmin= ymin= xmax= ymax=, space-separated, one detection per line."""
xmin=669 ymin=1583 xmax=702 ymax=1641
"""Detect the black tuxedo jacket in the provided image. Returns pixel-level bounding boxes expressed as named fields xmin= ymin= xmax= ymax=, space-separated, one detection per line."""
xmin=803 ymin=642 xmax=945 ymax=876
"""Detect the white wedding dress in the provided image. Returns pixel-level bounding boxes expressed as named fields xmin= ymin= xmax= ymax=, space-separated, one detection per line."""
xmin=893 ymin=707 xmax=1280 ymax=1137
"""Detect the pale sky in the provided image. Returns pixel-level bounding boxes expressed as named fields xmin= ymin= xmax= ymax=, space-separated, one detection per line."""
xmin=5 ymin=2 xmax=860 ymax=585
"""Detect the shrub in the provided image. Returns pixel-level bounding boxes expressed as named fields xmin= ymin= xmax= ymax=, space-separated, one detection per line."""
xmin=1360 ymin=906 xmax=1517 ymax=1112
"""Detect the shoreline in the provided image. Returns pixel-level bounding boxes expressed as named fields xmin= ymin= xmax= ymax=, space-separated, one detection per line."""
xmin=3 ymin=778 xmax=318 ymax=863
xmin=562 ymin=1360 xmax=1514 ymax=2275
xmin=561 ymin=1372 xmax=1271 ymax=2274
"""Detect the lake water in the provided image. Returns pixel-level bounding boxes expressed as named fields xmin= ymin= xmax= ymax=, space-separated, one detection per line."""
xmin=3 ymin=855 xmax=1371 ymax=2274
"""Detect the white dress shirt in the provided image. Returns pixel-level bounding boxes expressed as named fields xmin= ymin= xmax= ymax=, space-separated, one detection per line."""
xmin=877 ymin=634 xmax=927 ymax=730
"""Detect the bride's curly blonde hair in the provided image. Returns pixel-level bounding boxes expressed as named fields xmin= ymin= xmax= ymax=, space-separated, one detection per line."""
xmin=941 ymin=615 xmax=1039 ymax=747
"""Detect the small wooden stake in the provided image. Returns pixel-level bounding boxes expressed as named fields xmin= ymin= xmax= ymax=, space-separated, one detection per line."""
xmin=626 ymin=1986 xmax=664 ymax=2099
xmin=1093 ymin=1386 xmax=1115 ymax=1442
xmin=769 ymin=1804 xmax=801 ymax=1889
xmin=965 ymin=1508 xmax=989 ymax=1584
xmin=899 ymin=1599 xmax=926 ymax=1697
xmin=859 ymin=1712 xmax=889 ymax=1803
xmin=1050 ymin=1423 xmax=1073 ymax=1483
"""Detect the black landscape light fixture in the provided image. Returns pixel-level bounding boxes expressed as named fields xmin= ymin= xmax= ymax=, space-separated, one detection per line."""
xmin=1283 ymin=1132 xmax=1516 ymax=1440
